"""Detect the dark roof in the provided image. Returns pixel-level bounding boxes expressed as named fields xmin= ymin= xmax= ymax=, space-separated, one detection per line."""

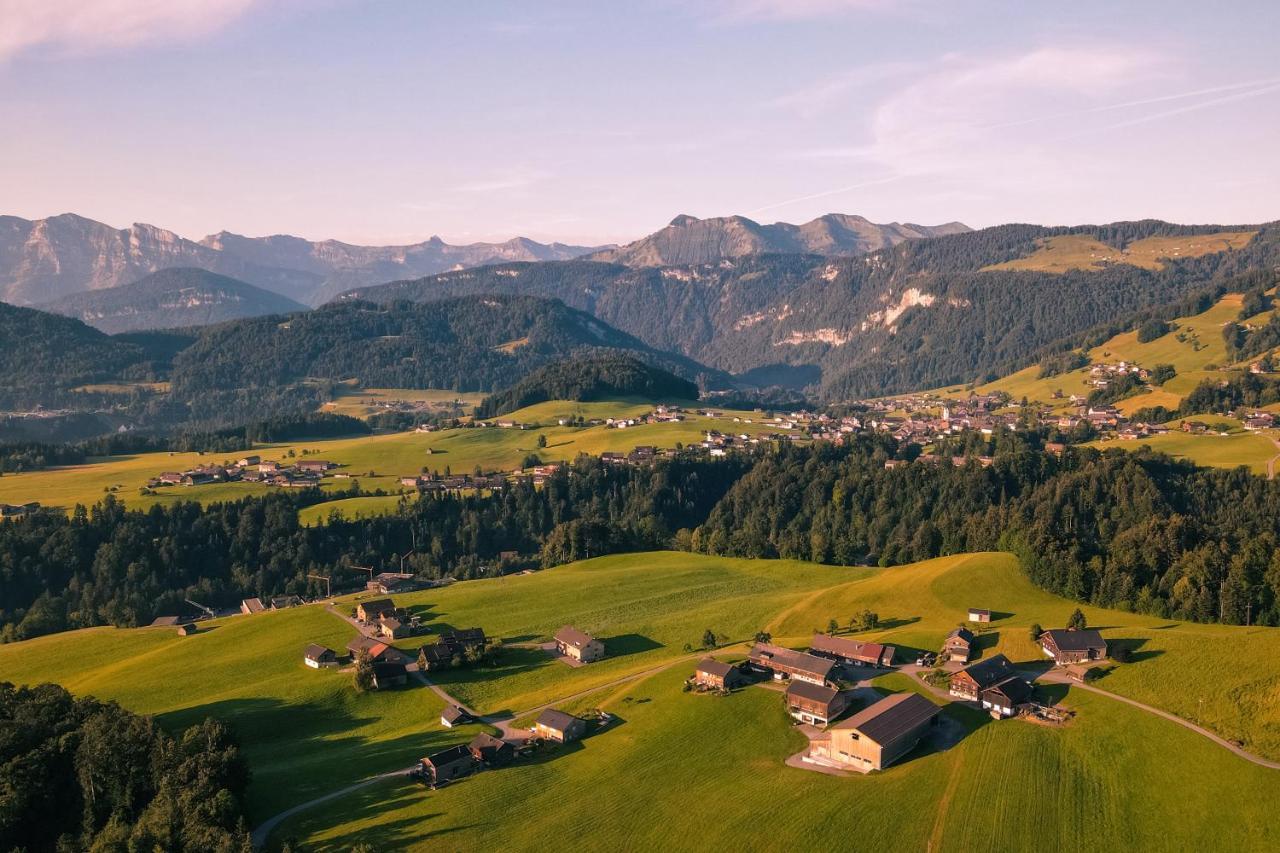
xmin=946 ymin=627 xmax=975 ymax=643
xmin=535 ymin=708 xmax=581 ymax=732
xmin=441 ymin=705 xmax=470 ymax=723
xmin=785 ymin=680 xmax=841 ymax=705
xmin=982 ymin=676 xmax=1034 ymax=705
xmin=441 ymin=627 xmax=486 ymax=647
xmin=554 ymin=625 xmax=596 ymax=648
xmin=371 ymin=661 xmax=406 ymax=679
xmin=968 ymin=608 xmax=991 ymax=616
xmin=304 ymin=643 xmax=333 ymax=660
xmin=956 ymin=653 xmax=1017 ymax=688
xmin=834 ymin=692 xmax=939 ymax=744
xmin=1042 ymin=628 xmax=1106 ymax=652
xmin=360 ymin=598 xmax=396 ymax=614
xmin=810 ymin=633 xmax=894 ymax=664
xmin=468 ymin=733 xmax=508 ymax=752
xmin=696 ymin=658 xmax=735 ymax=678
xmin=424 ymin=744 xmax=473 ymax=767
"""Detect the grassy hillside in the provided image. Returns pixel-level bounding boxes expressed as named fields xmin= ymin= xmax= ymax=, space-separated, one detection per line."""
xmin=320 ymin=387 xmax=487 ymax=419
xmin=0 ymin=399 xmax=769 ymax=512
xmin=983 ymin=230 xmax=1258 ymax=273
xmin=4 ymin=549 xmax=1279 ymax=852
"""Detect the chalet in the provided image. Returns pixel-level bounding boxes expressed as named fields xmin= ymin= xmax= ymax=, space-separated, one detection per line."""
xmin=968 ymin=608 xmax=992 ymax=623
xmin=785 ymin=681 xmax=850 ymax=726
xmin=693 ymin=658 xmax=744 ymax=691
xmin=949 ymin=654 xmax=1018 ymax=700
xmin=420 ymin=745 xmax=477 ymax=786
xmin=182 ymin=472 xmax=215 ymax=486
xmin=347 ymin=637 xmax=398 ymax=663
xmin=1039 ymin=628 xmax=1107 ymax=663
xmin=468 ymin=732 xmax=515 ymax=765
xmin=236 ymin=455 xmax=260 ymax=467
xmin=378 ymin=617 xmax=408 ymax=640
xmin=304 ymin=644 xmax=338 ymax=668
xmin=809 ymin=633 xmax=895 ymax=668
xmin=1182 ymin=420 xmax=1209 ymax=434
xmin=980 ymin=675 xmax=1034 ymax=718
xmin=942 ymin=627 xmax=975 ymax=663
xmin=810 ymin=692 xmax=940 ymax=772
xmin=240 ymin=598 xmax=265 ymax=615
xmin=748 ymin=643 xmax=837 ymax=686
xmin=357 ymin=598 xmax=397 ymax=623
xmin=439 ymin=628 xmax=486 ymax=653
xmin=371 ymin=661 xmax=408 ymax=689
xmin=296 ymin=460 xmax=334 ymax=473
xmin=554 ymin=626 xmax=606 ymax=663
xmin=367 ymin=572 xmax=416 ymax=594
xmin=534 ymin=708 xmax=587 ymax=743
xmin=419 ymin=643 xmax=458 ymax=670
xmin=441 ymin=705 xmax=472 ymax=728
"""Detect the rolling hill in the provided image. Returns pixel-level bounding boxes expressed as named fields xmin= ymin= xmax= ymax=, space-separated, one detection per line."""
xmin=40 ymin=267 xmax=309 ymax=333
xmin=588 ymin=212 xmax=970 ymax=267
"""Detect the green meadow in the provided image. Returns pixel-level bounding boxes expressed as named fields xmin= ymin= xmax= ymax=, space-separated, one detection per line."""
xmin=3 ymin=550 xmax=1279 ymax=850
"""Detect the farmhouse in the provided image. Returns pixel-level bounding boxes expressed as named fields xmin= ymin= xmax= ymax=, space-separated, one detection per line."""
xmin=949 ymin=654 xmax=1018 ymax=700
xmin=554 ymin=626 xmax=606 ymax=663
xmin=371 ymin=661 xmax=408 ymax=689
xmin=303 ymin=644 xmax=338 ymax=668
xmin=270 ymin=595 xmax=302 ymax=610
xmin=347 ymin=637 xmax=399 ymax=662
xmin=749 ymin=643 xmax=837 ymax=686
xmin=419 ymin=642 xmax=458 ymax=670
xmin=693 ymin=658 xmax=744 ymax=690
xmin=468 ymin=733 xmax=515 ymax=765
xmin=1040 ymin=629 xmax=1107 ymax=663
xmin=420 ymin=745 xmax=477 ymax=786
xmin=785 ymin=680 xmax=850 ymax=726
xmin=367 ymin=572 xmax=417 ymax=594
xmin=811 ymin=692 xmax=940 ymax=772
xmin=357 ymin=598 xmax=398 ymax=623
xmin=809 ymin=633 xmax=895 ymax=668
xmin=942 ymin=627 xmax=976 ymax=663
xmin=296 ymin=460 xmax=335 ymax=473
xmin=240 ymin=598 xmax=265 ymax=615
xmin=980 ymin=676 xmax=1034 ymax=718
xmin=439 ymin=628 xmax=487 ymax=653
xmin=378 ymin=617 xmax=408 ymax=640
xmin=968 ymin=608 xmax=992 ymax=623
xmin=534 ymin=708 xmax=587 ymax=743
xmin=441 ymin=705 xmax=472 ymax=728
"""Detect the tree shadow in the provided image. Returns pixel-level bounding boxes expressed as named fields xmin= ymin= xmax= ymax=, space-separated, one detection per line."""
xmin=973 ymin=631 xmax=1000 ymax=657
xmin=875 ymin=616 xmax=921 ymax=631
xmin=602 ymin=633 xmax=663 ymax=658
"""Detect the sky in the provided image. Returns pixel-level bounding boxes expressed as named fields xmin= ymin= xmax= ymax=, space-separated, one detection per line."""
xmin=1 ymin=0 xmax=1278 ymax=246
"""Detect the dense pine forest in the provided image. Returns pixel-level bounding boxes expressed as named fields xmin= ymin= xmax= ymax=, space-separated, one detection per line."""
xmin=5 ymin=437 xmax=1280 ymax=641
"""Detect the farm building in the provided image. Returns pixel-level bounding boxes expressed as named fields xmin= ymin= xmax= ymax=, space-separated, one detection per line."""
xmin=785 ymin=681 xmax=850 ymax=726
xmin=357 ymin=598 xmax=398 ymax=623
xmin=304 ymin=644 xmax=338 ymax=668
xmin=554 ymin=626 xmax=606 ymax=663
xmin=968 ymin=608 xmax=992 ymax=623
xmin=240 ymin=598 xmax=265 ymax=615
xmin=942 ymin=627 xmax=975 ymax=663
xmin=421 ymin=745 xmax=477 ymax=786
xmin=371 ymin=661 xmax=408 ymax=689
xmin=534 ymin=709 xmax=587 ymax=743
xmin=949 ymin=654 xmax=1018 ymax=700
xmin=347 ymin=637 xmax=399 ymax=663
xmin=441 ymin=705 xmax=472 ymax=728
xmin=693 ymin=658 xmax=744 ymax=690
xmin=809 ymin=633 xmax=896 ymax=668
xmin=367 ymin=572 xmax=417 ymax=594
xmin=270 ymin=595 xmax=302 ymax=610
xmin=810 ymin=692 xmax=940 ymax=771
xmin=468 ymin=733 xmax=515 ymax=765
xmin=1040 ymin=629 xmax=1107 ymax=663
xmin=420 ymin=643 xmax=458 ymax=670
xmin=748 ymin=643 xmax=837 ymax=686
xmin=980 ymin=676 xmax=1034 ymax=718
xmin=378 ymin=617 xmax=408 ymax=640
xmin=149 ymin=615 xmax=182 ymax=627
xmin=176 ymin=624 xmax=197 ymax=637
xmin=439 ymin=628 xmax=487 ymax=653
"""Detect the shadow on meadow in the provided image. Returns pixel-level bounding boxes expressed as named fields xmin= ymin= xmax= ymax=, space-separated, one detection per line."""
xmin=601 ymin=633 xmax=662 ymax=658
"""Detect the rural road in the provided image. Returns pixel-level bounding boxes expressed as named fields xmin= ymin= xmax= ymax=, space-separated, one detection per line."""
xmin=249 ymin=766 xmax=412 ymax=848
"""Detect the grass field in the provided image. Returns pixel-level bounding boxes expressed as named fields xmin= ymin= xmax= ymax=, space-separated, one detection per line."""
xmin=5 ymin=548 xmax=1280 ymax=852
xmin=1086 ymin=429 xmax=1279 ymax=475
xmin=0 ymin=399 xmax=771 ymax=513
xmin=320 ymin=387 xmax=487 ymax=419
xmin=982 ymin=230 xmax=1258 ymax=274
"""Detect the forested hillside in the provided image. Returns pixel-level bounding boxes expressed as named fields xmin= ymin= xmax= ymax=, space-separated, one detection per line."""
xmin=347 ymin=220 xmax=1277 ymax=397
xmin=476 ymin=353 xmax=698 ymax=418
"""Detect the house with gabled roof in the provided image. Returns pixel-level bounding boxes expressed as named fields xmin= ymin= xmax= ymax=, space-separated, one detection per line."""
xmin=420 ymin=744 xmax=477 ymax=786
xmin=942 ymin=627 xmax=976 ymax=663
xmin=785 ymin=680 xmax=850 ymax=726
xmin=304 ymin=644 xmax=338 ymax=668
xmin=748 ymin=643 xmax=837 ymax=686
xmin=980 ymin=675 xmax=1034 ymax=718
xmin=441 ymin=705 xmax=472 ymax=728
xmin=809 ymin=633 xmax=895 ymax=668
xmin=240 ymin=598 xmax=265 ymax=615
xmin=810 ymin=692 xmax=940 ymax=771
xmin=949 ymin=653 xmax=1018 ymax=700
xmin=554 ymin=626 xmax=605 ymax=663
xmin=1040 ymin=628 xmax=1107 ymax=664
xmin=357 ymin=598 xmax=397 ymax=623
xmin=468 ymin=733 xmax=515 ymax=765
xmin=693 ymin=658 xmax=744 ymax=691
xmin=534 ymin=708 xmax=587 ymax=743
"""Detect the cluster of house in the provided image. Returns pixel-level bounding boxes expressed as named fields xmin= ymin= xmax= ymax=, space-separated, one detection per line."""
xmin=355 ymin=597 xmax=424 ymax=641
xmin=420 ymin=706 xmax=599 ymax=787
xmin=149 ymin=456 xmax=338 ymax=489
xmin=399 ymin=471 xmax=509 ymax=492
xmin=239 ymin=594 xmax=304 ymax=615
xmin=1086 ymin=360 xmax=1148 ymax=389
xmin=0 ymin=502 xmax=39 ymax=518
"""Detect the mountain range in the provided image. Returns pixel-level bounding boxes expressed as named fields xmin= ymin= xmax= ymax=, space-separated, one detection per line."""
xmin=0 ymin=213 xmax=601 ymax=306
xmin=589 ymin=213 xmax=970 ymax=267
xmin=40 ymin=268 xmax=308 ymax=333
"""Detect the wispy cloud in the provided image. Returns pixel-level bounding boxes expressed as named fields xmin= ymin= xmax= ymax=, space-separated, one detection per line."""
xmin=767 ymin=61 xmax=918 ymax=118
xmin=705 ymin=0 xmax=908 ymax=24
xmin=449 ymin=170 xmax=551 ymax=194
xmin=0 ymin=0 xmax=263 ymax=61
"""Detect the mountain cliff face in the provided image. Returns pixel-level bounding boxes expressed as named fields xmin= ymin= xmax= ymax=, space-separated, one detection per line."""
xmin=588 ymin=213 xmax=970 ymax=267
xmin=40 ymin=268 xmax=309 ymax=333
xmin=0 ymin=213 xmax=601 ymax=306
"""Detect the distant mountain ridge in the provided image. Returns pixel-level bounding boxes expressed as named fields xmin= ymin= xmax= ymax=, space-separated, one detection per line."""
xmin=40 ymin=268 xmax=308 ymax=333
xmin=0 ymin=213 xmax=603 ymax=306
xmin=588 ymin=213 xmax=970 ymax=267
